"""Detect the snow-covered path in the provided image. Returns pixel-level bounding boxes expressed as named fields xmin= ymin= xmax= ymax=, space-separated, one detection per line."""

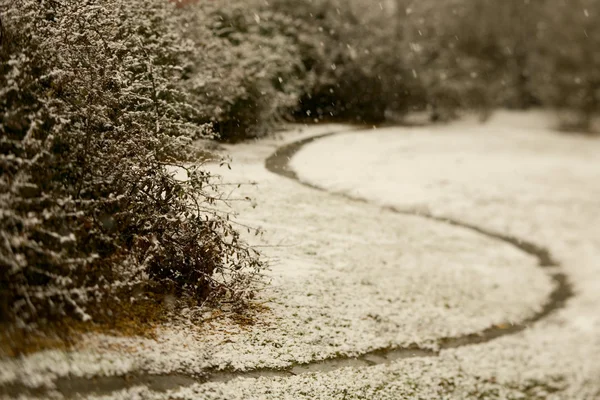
xmin=2 ymin=112 xmax=599 ymax=399
xmin=287 ymin=112 xmax=600 ymax=399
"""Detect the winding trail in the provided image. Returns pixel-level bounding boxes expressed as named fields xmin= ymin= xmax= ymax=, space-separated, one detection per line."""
xmin=2 ymin=127 xmax=573 ymax=399
xmin=265 ymin=128 xmax=572 ymax=349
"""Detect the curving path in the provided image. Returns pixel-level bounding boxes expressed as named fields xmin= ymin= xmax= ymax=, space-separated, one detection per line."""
xmin=265 ymin=127 xmax=572 ymax=352
xmin=0 ymin=123 xmax=576 ymax=399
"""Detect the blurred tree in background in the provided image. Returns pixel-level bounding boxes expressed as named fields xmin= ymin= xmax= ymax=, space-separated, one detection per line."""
xmin=271 ymin=0 xmax=598 ymax=128
xmin=270 ymin=0 xmax=408 ymax=122
xmin=171 ymin=0 xmax=599 ymax=132
xmin=399 ymin=0 xmax=542 ymax=120
xmin=530 ymin=0 xmax=600 ymax=131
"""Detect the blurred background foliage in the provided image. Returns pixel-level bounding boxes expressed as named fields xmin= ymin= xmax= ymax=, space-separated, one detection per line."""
xmin=179 ymin=0 xmax=599 ymax=137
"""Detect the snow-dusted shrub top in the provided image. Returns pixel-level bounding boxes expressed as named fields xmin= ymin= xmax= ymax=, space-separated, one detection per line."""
xmin=0 ymin=0 xmax=263 ymax=327
xmin=183 ymin=0 xmax=307 ymax=141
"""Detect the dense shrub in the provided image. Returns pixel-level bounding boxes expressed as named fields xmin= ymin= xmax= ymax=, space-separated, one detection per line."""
xmin=183 ymin=0 xmax=306 ymax=141
xmin=0 ymin=0 xmax=263 ymax=327
xmin=272 ymin=0 xmax=415 ymax=122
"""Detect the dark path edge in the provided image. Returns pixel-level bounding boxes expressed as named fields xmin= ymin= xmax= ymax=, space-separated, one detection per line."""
xmin=265 ymin=127 xmax=572 ymax=346
xmin=2 ymin=127 xmax=573 ymax=399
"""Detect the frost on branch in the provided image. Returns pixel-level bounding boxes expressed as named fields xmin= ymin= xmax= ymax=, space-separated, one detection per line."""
xmin=0 ymin=0 xmax=264 ymax=328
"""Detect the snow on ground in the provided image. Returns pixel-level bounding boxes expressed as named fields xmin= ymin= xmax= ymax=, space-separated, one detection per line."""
xmin=3 ymin=112 xmax=597 ymax=399
xmin=281 ymin=110 xmax=600 ymax=398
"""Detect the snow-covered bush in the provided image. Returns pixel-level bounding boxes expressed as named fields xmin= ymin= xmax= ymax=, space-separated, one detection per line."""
xmin=0 ymin=0 xmax=263 ymax=327
xmin=183 ymin=0 xmax=306 ymax=141
xmin=271 ymin=0 xmax=415 ymax=122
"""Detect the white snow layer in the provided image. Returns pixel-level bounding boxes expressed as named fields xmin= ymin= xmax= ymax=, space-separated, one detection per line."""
xmin=3 ymin=112 xmax=600 ymax=399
